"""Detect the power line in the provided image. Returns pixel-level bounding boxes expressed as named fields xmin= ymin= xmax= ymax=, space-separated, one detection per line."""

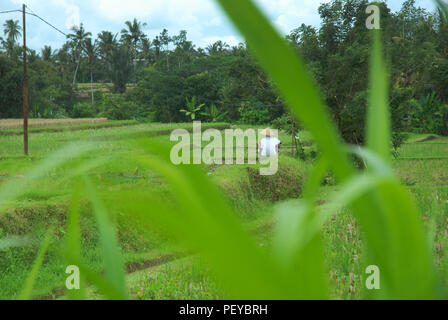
xmin=0 ymin=9 xmax=22 ymax=14
xmin=25 ymin=12 xmax=67 ymax=37
xmin=25 ymin=6 xmax=67 ymax=37
xmin=0 ymin=7 xmax=67 ymax=37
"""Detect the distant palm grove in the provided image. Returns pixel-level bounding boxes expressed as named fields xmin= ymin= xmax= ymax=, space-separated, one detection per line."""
xmin=1 ymin=0 xmax=448 ymax=145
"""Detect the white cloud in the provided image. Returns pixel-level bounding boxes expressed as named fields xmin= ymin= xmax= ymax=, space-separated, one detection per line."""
xmin=65 ymin=4 xmax=80 ymax=29
xmin=92 ymin=0 xmax=225 ymax=48
xmin=202 ymin=35 xmax=241 ymax=47
xmin=254 ymin=0 xmax=330 ymax=34
xmin=95 ymin=0 xmax=218 ymax=25
xmin=5 ymin=0 xmax=438 ymax=52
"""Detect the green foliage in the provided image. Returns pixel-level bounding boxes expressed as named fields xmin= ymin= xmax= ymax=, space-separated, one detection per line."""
xmin=271 ymin=114 xmax=294 ymax=131
xmin=129 ymin=42 xmax=281 ymax=123
xmin=72 ymin=103 xmax=97 ymax=118
xmin=238 ymin=102 xmax=271 ymax=124
xmin=99 ymin=94 xmax=138 ymax=120
xmin=410 ymin=92 xmax=448 ymax=135
xmin=201 ymin=104 xmax=228 ymax=122
xmin=0 ymin=56 xmax=73 ymax=118
xmin=180 ymin=96 xmax=205 ymax=121
xmin=109 ymin=46 xmax=132 ymax=94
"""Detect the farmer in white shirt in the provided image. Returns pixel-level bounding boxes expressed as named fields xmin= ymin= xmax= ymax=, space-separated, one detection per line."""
xmin=258 ymin=128 xmax=281 ymax=157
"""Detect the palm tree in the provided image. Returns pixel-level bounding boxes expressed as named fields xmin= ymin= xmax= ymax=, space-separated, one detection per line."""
xmin=54 ymin=42 xmax=72 ymax=79
xmin=206 ymin=40 xmax=230 ymax=55
xmin=84 ymin=38 xmax=98 ymax=104
xmin=121 ymin=19 xmax=147 ymax=83
xmin=152 ymin=36 xmax=161 ymax=62
xmin=109 ymin=45 xmax=132 ymax=93
xmin=1 ymin=38 xmax=16 ymax=58
xmin=172 ymin=30 xmax=195 ymax=70
xmin=67 ymin=23 xmax=92 ymax=86
xmin=41 ymin=45 xmax=55 ymax=62
xmin=140 ymin=37 xmax=154 ymax=65
xmin=159 ymin=29 xmax=171 ymax=71
xmin=98 ymin=31 xmax=117 ymax=62
xmin=3 ymin=20 xmax=22 ymax=44
xmin=121 ymin=18 xmax=147 ymax=48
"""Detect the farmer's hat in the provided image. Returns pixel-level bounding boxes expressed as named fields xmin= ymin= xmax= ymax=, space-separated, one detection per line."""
xmin=261 ymin=128 xmax=274 ymax=137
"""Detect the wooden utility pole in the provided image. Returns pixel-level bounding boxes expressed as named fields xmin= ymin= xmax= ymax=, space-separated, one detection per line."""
xmin=22 ymin=3 xmax=29 ymax=156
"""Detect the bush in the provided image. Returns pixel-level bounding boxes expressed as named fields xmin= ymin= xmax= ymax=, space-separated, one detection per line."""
xmin=30 ymin=103 xmax=68 ymax=119
xmin=408 ymin=92 xmax=448 ymax=136
xmin=238 ymin=102 xmax=270 ymax=124
xmin=99 ymin=94 xmax=139 ymax=120
xmin=271 ymin=114 xmax=296 ymax=131
xmin=72 ymin=103 xmax=97 ymax=118
xmin=213 ymin=157 xmax=308 ymax=208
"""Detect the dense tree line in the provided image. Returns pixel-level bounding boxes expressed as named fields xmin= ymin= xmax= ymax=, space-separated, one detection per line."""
xmin=289 ymin=0 xmax=448 ymax=143
xmin=1 ymin=0 xmax=448 ymax=143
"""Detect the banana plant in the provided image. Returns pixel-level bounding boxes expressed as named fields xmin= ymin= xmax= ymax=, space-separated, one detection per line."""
xmin=180 ymin=96 xmax=205 ymax=121
xmin=201 ymin=104 xmax=228 ymax=122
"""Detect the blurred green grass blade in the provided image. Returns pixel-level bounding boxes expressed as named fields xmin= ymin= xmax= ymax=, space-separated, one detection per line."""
xmin=64 ymin=158 xmax=106 ymax=181
xmin=302 ymin=157 xmax=329 ymax=201
xmin=83 ymin=177 xmax=129 ymax=300
xmin=65 ymin=178 xmax=86 ymax=300
xmin=75 ymin=263 xmax=128 ymax=300
xmin=372 ymin=182 xmax=437 ymax=298
xmin=214 ymin=0 xmax=353 ymax=181
xmin=349 ymin=146 xmax=394 ymax=176
xmin=366 ymin=30 xmax=391 ymax=163
xmin=0 ymin=142 xmax=96 ymax=211
xmin=17 ymin=230 xmax=53 ymax=300
xmin=133 ymin=140 xmax=302 ymax=299
xmin=66 ymin=179 xmax=82 ymax=262
xmin=320 ymin=174 xmax=437 ymax=298
xmin=320 ymin=174 xmax=394 ymax=222
xmin=319 ymin=175 xmax=436 ymax=298
xmin=272 ymin=201 xmax=328 ymax=299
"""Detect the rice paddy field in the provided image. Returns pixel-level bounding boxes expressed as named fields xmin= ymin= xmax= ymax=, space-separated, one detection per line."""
xmin=0 ymin=118 xmax=108 ymax=130
xmin=0 ymin=121 xmax=446 ymax=300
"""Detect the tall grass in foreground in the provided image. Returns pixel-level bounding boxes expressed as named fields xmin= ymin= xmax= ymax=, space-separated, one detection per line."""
xmin=1 ymin=0 xmax=448 ymax=299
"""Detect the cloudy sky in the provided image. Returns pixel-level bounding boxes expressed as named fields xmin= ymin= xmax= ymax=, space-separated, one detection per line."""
xmin=0 ymin=0 xmax=437 ymax=51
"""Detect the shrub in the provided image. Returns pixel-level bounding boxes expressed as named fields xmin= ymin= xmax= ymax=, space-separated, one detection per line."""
xmin=99 ymin=94 xmax=138 ymax=120
xmin=72 ymin=103 xmax=97 ymax=118
xmin=271 ymin=114 xmax=296 ymax=131
xmin=246 ymin=162 xmax=306 ymax=202
xmin=212 ymin=157 xmax=309 ymax=212
xmin=238 ymin=101 xmax=270 ymax=124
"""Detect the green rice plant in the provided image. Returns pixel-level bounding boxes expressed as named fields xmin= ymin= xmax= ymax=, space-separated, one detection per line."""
xmin=17 ymin=229 xmax=53 ymax=300
xmin=63 ymin=176 xmax=129 ymax=300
